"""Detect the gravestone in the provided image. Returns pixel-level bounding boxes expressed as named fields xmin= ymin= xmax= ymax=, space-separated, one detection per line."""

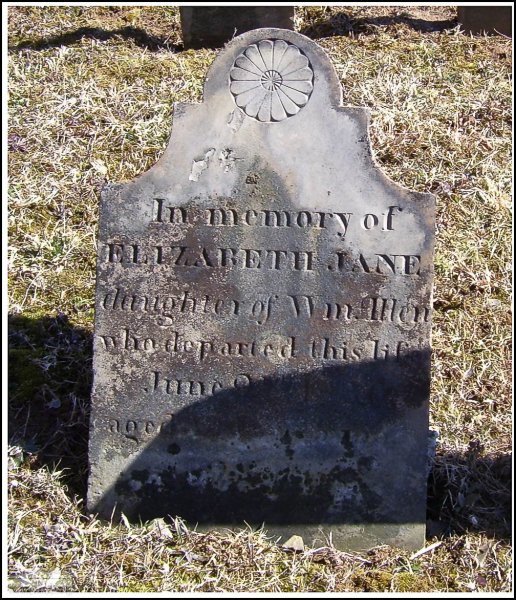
xmin=180 ymin=6 xmax=295 ymax=49
xmin=457 ymin=6 xmax=512 ymax=36
xmin=87 ymin=28 xmax=435 ymax=551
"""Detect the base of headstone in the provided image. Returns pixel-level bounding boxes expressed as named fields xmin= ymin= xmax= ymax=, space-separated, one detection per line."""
xmin=180 ymin=7 xmax=295 ymax=49
xmin=200 ymin=523 xmax=425 ymax=552
xmin=457 ymin=7 xmax=512 ymax=36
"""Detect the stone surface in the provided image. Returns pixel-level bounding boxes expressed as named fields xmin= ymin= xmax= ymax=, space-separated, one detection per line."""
xmin=180 ymin=7 xmax=295 ymax=49
xmin=87 ymin=28 xmax=435 ymax=552
xmin=282 ymin=535 xmax=305 ymax=552
xmin=457 ymin=6 xmax=512 ymax=36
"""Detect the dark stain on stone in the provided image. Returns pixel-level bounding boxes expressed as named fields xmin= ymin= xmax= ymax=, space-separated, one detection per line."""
xmin=113 ymin=460 xmax=390 ymax=526
xmin=131 ymin=469 xmax=149 ymax=483
xmin=245 ymin=172 xmax=260 ymax=184
xmin=280 ymin=429 xmax=295 ymax=459
xmin=341 ymin=431 xmax=354 ymax=458
xmin=358 ymin=456 xmax=374 ymax=471
xmin=280 ymin=430 xmax=292 ymax=445
xmin=168 ymin=443 xmax=181 ymax=455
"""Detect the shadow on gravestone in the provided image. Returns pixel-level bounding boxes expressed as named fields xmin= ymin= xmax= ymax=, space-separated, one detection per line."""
xmin=90 ymin=351 xmax=432 ymax=551
xmin=6 ymin=314 xmax=511 ymax=543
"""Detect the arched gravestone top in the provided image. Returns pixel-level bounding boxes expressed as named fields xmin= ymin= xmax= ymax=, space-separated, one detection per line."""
xmin=88 ymin=29 xmax=435 ymax=552
xmin=102 ymin=28 xmax=434 ymax=247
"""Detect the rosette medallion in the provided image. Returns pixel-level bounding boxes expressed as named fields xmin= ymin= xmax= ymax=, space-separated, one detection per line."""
xmin=229 ymin=39 xmax=314 ymax=122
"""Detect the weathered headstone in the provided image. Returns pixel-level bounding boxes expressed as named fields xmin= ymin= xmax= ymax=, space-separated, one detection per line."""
xmin=457 ymin=6 xmax=512 ymax=36
xmin=87 ymin=28 xmax=435 ymax=551
xmin=180 ymin=6 xmax=295 ymax=49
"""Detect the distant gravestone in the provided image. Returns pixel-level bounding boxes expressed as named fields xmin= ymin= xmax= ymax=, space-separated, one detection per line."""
xmin=458 ymin=6 xmax=512 ymax=36
xmin=87 ymin=28 xmax=435 ymax=551
xmin=180 ymin=6 xmax=294 ymax=49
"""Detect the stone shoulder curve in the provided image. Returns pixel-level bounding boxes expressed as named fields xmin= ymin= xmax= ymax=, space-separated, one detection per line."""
xmin=338 ymin=107 xmax=436 ymax=206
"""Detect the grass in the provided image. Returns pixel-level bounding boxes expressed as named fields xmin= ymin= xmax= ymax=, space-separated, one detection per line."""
xmin=7 ymin=5 xmax=512 ymax=593
xmin=7 ymin=458 xmax=511 ymax=593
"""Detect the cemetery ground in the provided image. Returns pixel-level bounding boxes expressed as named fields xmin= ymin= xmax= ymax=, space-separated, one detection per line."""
xmin=7 ymin=6 xmax=512 ymax=593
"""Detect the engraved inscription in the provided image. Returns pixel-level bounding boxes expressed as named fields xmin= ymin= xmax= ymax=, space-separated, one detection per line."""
xmin=106 ymin=243 xmax=314 ymax=271
xmin=98 ymin=329 xmax=298 ymax=361
xmin=99 ymin=287 xmax=430 ymax=330
xmin=105 ymin=243 xmax=422 ymax=276
xmin=108 ymin=414 xmax=174 ymax=440
xmin=153 ymin=199 xmax=356 ymax=236
xmin=149 ymin=371 xmax=251 ymax=396
xmin=328 ymin=252 xmax=422 ymax=275
xmin=99 ymin=289 xmax=431 ymax=328
xmin=97 ymin=329 xmax=426 ymax=365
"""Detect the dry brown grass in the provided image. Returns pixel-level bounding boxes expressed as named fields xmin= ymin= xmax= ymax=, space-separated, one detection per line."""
xmin=7 ymin=5 xmax=512 ymax=593
xmin=7 ymin=455 xmax=512 ymax=593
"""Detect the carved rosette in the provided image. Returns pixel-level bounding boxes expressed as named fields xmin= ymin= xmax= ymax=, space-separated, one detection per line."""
xmin=229 ymin=39 xmax=314 ymax=122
